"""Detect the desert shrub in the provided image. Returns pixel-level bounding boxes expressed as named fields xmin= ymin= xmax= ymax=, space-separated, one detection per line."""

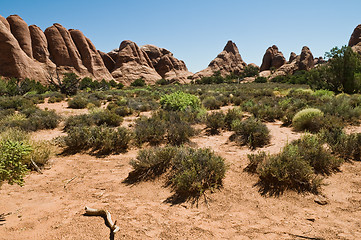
xmin=224 ymin=107 xmax=243 ymax=130
xmin=128 ymin=146 xmax=178 ymax=181
xmin=0 ymin=139 xmax=32 ymax=186
xmin=205 ymin=111 xmax=225 ymax=134
xmin=245 ymin=151 xmax=268 ymax=173
xmin=254 ymin=76 xmax=267 ymax=83
xmin=160 ymin=91 xmax=201 ymax=111
xmin=89 ymin=108 xmax=122 ymax=127
xmin=62 ymin=126 xmax=131 ymax=154
xmin=0 ymin=96 xmax=34 ymax=110
xmin=231 ymin=117 xmax=270 ymax=149
xmin=127 ymin=98 xmax=159 ymax=112
xmin=48 ymin=72 xmax=81 ymax=96
xmin=156 ymin=79 xmax=173 ymax=85
xmin=134 ymin=116 xmax=166 ymax=146
xmin=24 ymin=109 xmax=60 ymax=130
xmin=166 ymin=120 xmax=195 ymax=145
xmin=293 ymin=134 xmax=342 ymax=174
xmin=202 ymin=96 xmax=222 ymax=110
xmin=292 ymin=108 xmax=324 ymax=132
xmin=241 ymin=65 xmax=259 ymax=78
xmin=68 ymin=96 xmax=88 ymax=109
xmin=131 ymin=78 xmax=146 ymax=87
xmin=63 ymin=114 xmax=94 ymax=131
xmin=170 ymin=147 xmax=226 ymax=197
xmin=26 ymin=141 xmax=53 ymax=169
xmin=111 ymin=106 xmax=133 ymax=117
xmin=0 ymin=113 xmax=29 ymax=130
xmin=258 ymin=144 xmax=319 ymax=194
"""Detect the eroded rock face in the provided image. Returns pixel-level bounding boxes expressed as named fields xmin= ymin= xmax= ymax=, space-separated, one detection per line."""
xmin=142 ymin=44 xmax=192 ymax=82
xmin=0 ymin=15 xmax=10 ymax=30
xmin=289 ymin=52 xmax=297 ymax=63
xmin=6 ymin=15 xmax=33 ymax=58
xmin=0 ymin=19 xmax=48 ymax=83
xmin=69 ymin=29 xmax=113 ymax=79
xmin=29 ymin=25 xmax=50 ymax=63
xmin=98 ymin=50 xmax=115 ymax=72
xmin=111 ymin=40 xmax=161 ymax=84
xmin=268 ymin=46 xmax=314 ymax=79
xmin=260 ymin=45 xmax=286 ymax=71
xmin=349 ymin=24 xmax=361 ymax=54
xmin=298 ymin=46 xmax=314 ymax=71
xmin=193 ymin=40 xmax=247 ymax=79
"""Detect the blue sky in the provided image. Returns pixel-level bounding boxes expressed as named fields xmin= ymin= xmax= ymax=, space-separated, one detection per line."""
xmin=1 ymin=0 xmax=360 ymax=73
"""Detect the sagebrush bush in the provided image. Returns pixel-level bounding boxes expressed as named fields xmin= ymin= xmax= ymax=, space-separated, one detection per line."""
xmin=134 ymin=116 xmax=166 ymax=146
xmin=292 ymin=108 xmax=324 ymax=132
xmin=245 ymin=151 xmax=268 ymax=173
xmin=202 ymin=96 xmax=222 ymax=110
xmin=89 ymin=108 xmax=122 ymax=127
xmin=224 ymin=108 xmax=243 ymax=130
xmin=131 ymin=78 xmax=146 ymax=87
xmin=68 ymin=96 xmax=88 ymax=109
xmin=170 ymin=147 xmax=226 ymax=197
xmin=231 ymin=117 xmax=270 ymax=149
xmin=128 ymin=146 xmax=178 ymax=181
xmin=205 ymin=111 xmax=225 ymax=134
xmin=166 ymin=121 xmax=195 ymax=145
xmin=62 ymin=126 xmax=131 ymax=154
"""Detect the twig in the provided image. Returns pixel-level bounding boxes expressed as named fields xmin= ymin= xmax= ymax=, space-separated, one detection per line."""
xmin=63 ymin=176 xmax=77 ymax=188
xmin=84 ymin=206 xmax=120 ymax=239
xmin=30 ymin=157 xmax=43 ymax=174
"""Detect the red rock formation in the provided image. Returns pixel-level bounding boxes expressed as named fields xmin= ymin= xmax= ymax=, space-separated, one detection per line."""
xmin=142 ymin=44 xmax=192 ymax=82
xmin=260 ymin=45 xmax=286 ymax=71
xmin=69 ymin=29 xmax=113 ymax=80
xmin=6 ymin=15 xmax=33 ymax=58
xmin=193 ymin=40 xmax=247 ymax=79
xmin=98 ymin=50 xmax=115 ymax=72
xmin=298 ymin=46 xmax=314 ymax=71
xmin=349 ymin=24 xmax=361 ymax=54
xmin=0 ymin=15 xmax=10 ymax=30
xmin=289 ymin=52 xmax=297 ymax=63
xmin=0 ymin=18 xmax=47 ymax=83
xmin=111 ymin=40 xmax=161 ymax=84
xmin=29 ymin=25 xmax=50 ymax=63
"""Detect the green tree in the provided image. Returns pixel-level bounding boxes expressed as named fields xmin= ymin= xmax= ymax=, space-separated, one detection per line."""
xmin=324 ymin=46 xmax=361 ymax=93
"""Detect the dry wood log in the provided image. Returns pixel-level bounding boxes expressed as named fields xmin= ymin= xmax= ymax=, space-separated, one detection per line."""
xmin=84 ymin=206 xmax=120 ymax=234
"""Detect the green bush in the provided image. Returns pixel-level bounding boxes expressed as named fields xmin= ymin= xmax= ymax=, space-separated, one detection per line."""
xmin=134 ymin=116 xmax=166 ymax=146
xmin=224 ymin=108 xmax=243 ymax=130
xmin=128 ymin=146 xmax=178 ymax=181
xmin=292 ymin=108 xmax=324 ymax=132
xmin=202 ymin=96 xmax=222 ymax=110
xmin=68 ymin=96 xmax=88 ymax=109
xmin=245 ymin=151 xmax=268 ymax=173
xmin=166 ymin=120 xmax=195 ymax=146
xmin=131 ymin=78 xmax=146 ymax=87
xmin=170 ymin=147 xmax=226 ymax=197
xmin=0 ymin=139 xmax=32 ymax=186
xmin=111 ymin=106 xmax=133 ymax=117
xmin=62 ymin=126 xmax=131 ymax=155
xmin=205 ymin=111 xmax=225 ymax=134
xmin=160 ymin=91 xmax=201 ymax=111
xmin=231 ymin=117 xmax=270 ymax=149
xmin=89 ymin=108 xmax=122 ymax=127
xmin=254 ymin=76 xmax=267 ymax=83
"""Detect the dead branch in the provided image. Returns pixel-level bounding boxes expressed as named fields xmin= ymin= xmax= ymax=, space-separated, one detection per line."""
xmin=84 ymin=206 xmax=120 ymax=234
xmin=30 ymin=157 xmax=43 ymax=174
xmin=63 ymin=176 xmax=77 ymax=188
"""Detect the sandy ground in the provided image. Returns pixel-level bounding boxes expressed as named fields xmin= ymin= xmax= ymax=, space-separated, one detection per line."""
xmin=0 ymin=104 xmax=361 ymax=239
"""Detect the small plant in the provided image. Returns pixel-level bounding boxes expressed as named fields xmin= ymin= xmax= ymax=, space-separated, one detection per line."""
xmin=170 ymin=147 xmax=226 ymax=198
xmin=166 ymin=121 xmax=195 ymax=146
xmin=134 ymin=116 xmax=166 ymax=146
xmin=292 ymin=108 xmax=324 ymax=132
xmin=130 ymin=78 xmax=146 ymax=87
xmin=128 ymin=146 xmax=178 ymax=181
xmin=231 ymin=117 xmax=270 ymax=149
xmin=160 ymin=91 xmax=201 ymax=111
xmin=89 ymin=108 xmax=122 ymax=127
xmin=202 ymin=96 xmax=222 ymax=110
xmin=68 ymin=96 xmax=88 ymax=109
xmin=0 ymin=139 xmax=32 ymax=186
xmin=254 ymin=76 xmax=267 ymax=83
xmin=205 ymin=111 xmax=225 ymax=134
xmin=245 ymin=151 xmax=268 ymax=173
xmin=224 ymin=108 xmax=243 ymax=130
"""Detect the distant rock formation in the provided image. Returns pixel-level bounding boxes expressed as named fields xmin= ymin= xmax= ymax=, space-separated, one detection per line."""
xmin=349 ymin=24 xmax=361 ymax=54
xmin=141 ymin=44 xmax=192 ymax=82
xmin=7 ymin=15 xmax=33 ymax=58
xmin=98 ymin=50 xmax=115 ymax=72
xmin=192 ymin=40 xmax=247 ymax=79
xmin=289 ymin=52 xmax=297 ymax=63
xmin=110 ymin=40 xmax=161 ymax=85
xmin=268 ymin=46 xmax=314 ymax=79
xmin=260 ymin=45 xmax=286 ymax=71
